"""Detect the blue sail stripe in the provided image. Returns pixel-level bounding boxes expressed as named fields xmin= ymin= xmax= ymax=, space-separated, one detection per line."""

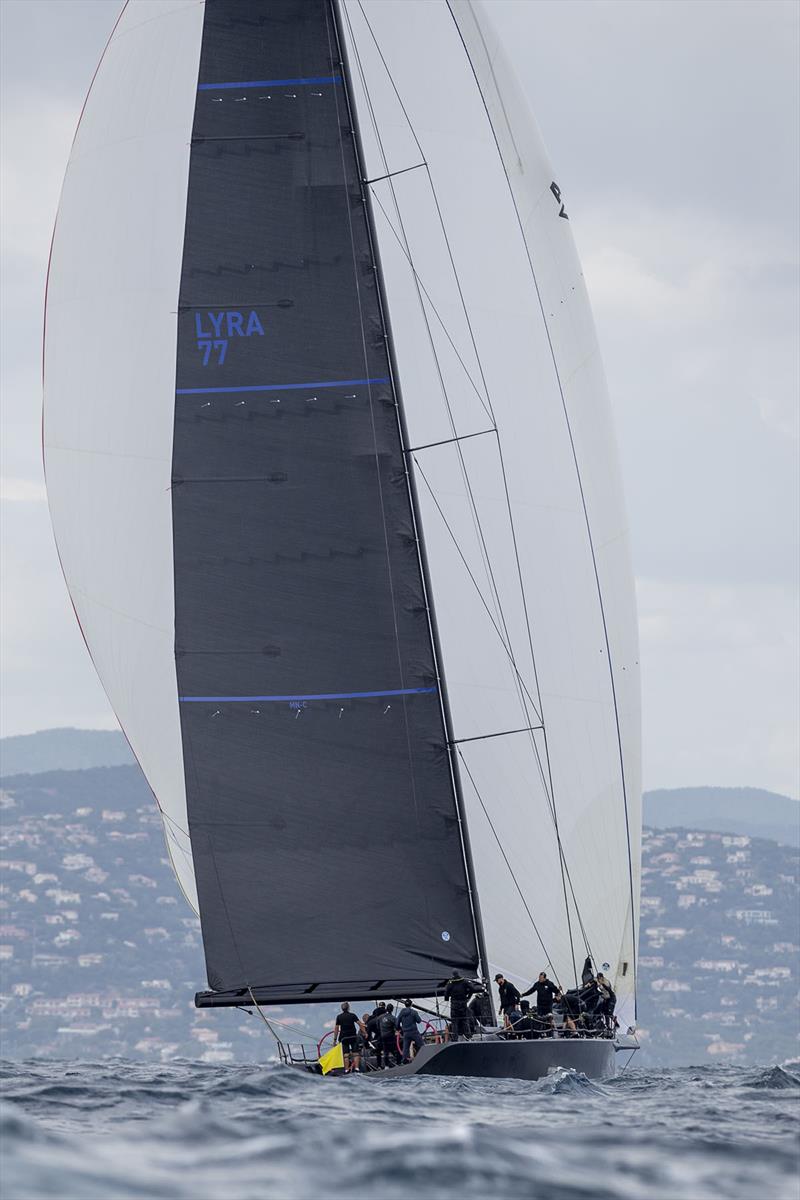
xmin=179 ymin=687 xmax=437 ymax=703
xmin=198 ymin=75 xmax=342 ymax=91
xmin=176 ymin=376 xmax=389 ymax=396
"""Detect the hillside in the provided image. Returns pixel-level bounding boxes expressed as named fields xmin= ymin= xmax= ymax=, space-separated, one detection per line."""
xmin=644 ymin=787 xmax=799 ymax=848
xmin=4 ymin=730 xmax=797 ymax=844
xmin=0 ymin=763 xmax=797 ymax=1066
xmin=0 ymin=729 xmax=133 ymax=777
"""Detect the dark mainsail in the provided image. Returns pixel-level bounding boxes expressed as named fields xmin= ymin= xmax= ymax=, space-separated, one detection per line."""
xmin=172 ymin=0 xmax=481 ymax=1004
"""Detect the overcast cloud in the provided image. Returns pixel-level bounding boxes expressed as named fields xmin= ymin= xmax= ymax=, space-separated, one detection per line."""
xmin=1 ymin=0 xmax=798 ymax=797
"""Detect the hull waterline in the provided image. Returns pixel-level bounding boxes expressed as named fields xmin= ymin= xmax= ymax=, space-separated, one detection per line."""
xmin=306 ymin=1038 xmax=621 ymax=1082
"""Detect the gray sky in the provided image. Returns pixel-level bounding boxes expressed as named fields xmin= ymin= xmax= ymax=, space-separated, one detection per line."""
xmin=1 ymin=0 xmax=798 ymax=798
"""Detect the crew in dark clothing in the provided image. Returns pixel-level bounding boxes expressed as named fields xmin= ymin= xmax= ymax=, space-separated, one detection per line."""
xmin=467 ymin=989 xmax=488 ymax=1035
xmin=378 ymin=1003 xmax=398 ymax=1068
xmin=334 ymin=1001 xmax=362 ymax=1072
xmin=494 ymin=973 xmax=522 ymax=1026
xmin=444 ymin=970 xmax=479 ymax=1042
xmin=581 ymin=955 xmax=594 ymax=985
xmin=580 ymin=975 xmax=600 ymax=1013
xmin=595 ymin=973 xmax=617 ymax=1032
xmin=397 ymin=999 xmax=424 ymax=1062
xmin=365 ymin=1005 xmax=386 ymax=1066
xmin=522 ymin=972 xmax=559 ymax=1017
xmin=555 ymin=986 xmax=586 ymax=1034
xmin=500 ymin=1000 xmax=534 ymax=1040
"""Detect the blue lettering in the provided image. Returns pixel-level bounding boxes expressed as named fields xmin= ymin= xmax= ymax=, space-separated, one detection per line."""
xmin=227 ymin=311 xmax=244 ymax=337
xmin=246 ymin=310 xmax=265 ymax=337
xmin=195 ymin=313 xmax=211 ymax=338
xmin=208 ymin=311 xmax=225 ymax=337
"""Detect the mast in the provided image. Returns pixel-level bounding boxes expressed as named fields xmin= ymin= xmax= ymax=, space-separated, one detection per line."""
xmin=330 ymin=0 xmax=495 ymax=1021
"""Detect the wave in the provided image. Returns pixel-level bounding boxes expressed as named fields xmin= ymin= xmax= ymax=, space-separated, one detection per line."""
xmin=3 ymin=1061 xmax=800 ymax=1200
xmin=745 ymin=1064 xmax=800 ymax=1090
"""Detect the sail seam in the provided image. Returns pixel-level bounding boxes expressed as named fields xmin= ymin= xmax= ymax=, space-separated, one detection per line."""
xmin=175 ymin=376 xmax=388 ymax=395
xmin=178 ymin=687 xmax=437 ymax=702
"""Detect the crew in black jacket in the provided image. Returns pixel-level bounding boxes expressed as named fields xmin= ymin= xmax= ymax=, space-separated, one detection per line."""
xmin=494 ymin=973 xmax=521 ymax=1026
xmin=522 ymin=971 xmax=559 ymax=1016
xmin=444 ymin=970 xmax=479 ymax=1042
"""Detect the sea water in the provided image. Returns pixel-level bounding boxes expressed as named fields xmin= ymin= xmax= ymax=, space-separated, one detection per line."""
xmin=2 ymin=1059 xmax=798 ymax=1199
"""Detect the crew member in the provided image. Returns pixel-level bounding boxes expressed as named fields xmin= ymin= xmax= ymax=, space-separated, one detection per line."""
xmin=333 ymin=1001 xmax=361 ymax=1073
xmin=595 ymin=973 xmax=617 ymax=1032
xmin=379 ymin=1003 xmax=398 ymax=1068
xmin=494 ymin=973 xmax=522 ymax=1026
xmin=397 ymin=999 xmax=425 ymax=1062
xmin=444 ymin=970 xmax=478 ymax=1043
xmin=522 ymin=971 xmax=559 ymax=1018
xmin=366 ymin=1004 xmax=386 ymax=1066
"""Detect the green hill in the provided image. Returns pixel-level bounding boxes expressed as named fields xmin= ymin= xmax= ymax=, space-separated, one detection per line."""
xmin=643 ymin=786 xmax=799 ymax=848
xmin=0 ymin=727 xmax=133 ymax=776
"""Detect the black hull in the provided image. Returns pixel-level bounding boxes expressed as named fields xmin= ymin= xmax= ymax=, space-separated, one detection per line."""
xmin=298 ymin=1037 xmax=621 ymax=1082
xmin=384 ymin=1038 xmax=617 ymax=1081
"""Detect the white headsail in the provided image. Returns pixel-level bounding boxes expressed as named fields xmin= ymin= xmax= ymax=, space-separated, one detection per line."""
xmin=341 ymin=0 xmax=641 ymax=1024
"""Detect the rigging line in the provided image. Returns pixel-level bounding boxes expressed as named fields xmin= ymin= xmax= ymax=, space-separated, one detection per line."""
xmin=353 ymin=0 xmax=496 ymax=430
xmin=457 ymin=748 xmax=560 ymax=988
xmin=247 ymin=986 xmax=285 ymax=1049
xmin=371 ymin=193 xmax=558 ymax=825
xmin=353 ymin=66 xmax=536 ymax=739
xmin=247 ymin=1010 xmax=318 ymax=1044
xmin=364 ymin=162 xmax=426 ymax=185
xmin=450 ymin=725 xmax=543 ymax=745
xmin=373 ymin=161 xmax=585 ymax=966
xmin=540 ymin=722 xmax=594 ymax=972
xmin=445 ymin=2 xmax=637 ymax=1003
xmin=355 ymin=0 xmax=425 ymax=163
xmin=346 ymin=1 xmax=593 ymax=967
xmin=369 ymin=188 xmax=493 ymax=426
xmin=315 ymin=13 xmax=577 ymax=957
xmin=342 ymin=7 xmax=529 ymax=729
xmin=406 ymin=427 xmax=496 ymax=454
xmin=324 ymin=4 xmax=426 ymax=861
xmin=489 ymin=428 xmax=546 ymax=726
xmin=356 ymin=97 xmax=542 ymax=753
xmin=413 ymin=454 xmax=541 ymax=722
xmin=337 ymin=2 xmax=489 ymax=989
xmin=415 ymin=448 xmax=590 ymax=978
xmin=156 ymin=806 xmax=191 ymax=842
xmin=349 ymin=11 xmax=563 ymax=896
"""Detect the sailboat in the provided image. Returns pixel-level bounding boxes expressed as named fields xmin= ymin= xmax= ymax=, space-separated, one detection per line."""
xmin=43 ymin=0 xmax=641 ymax=1081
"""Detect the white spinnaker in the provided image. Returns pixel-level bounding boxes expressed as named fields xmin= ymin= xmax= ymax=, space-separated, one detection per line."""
xmin=43 ymin=0 xmax=204 ymax=912
xmin=342 ymin=0 xmax=641 ymax=1024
